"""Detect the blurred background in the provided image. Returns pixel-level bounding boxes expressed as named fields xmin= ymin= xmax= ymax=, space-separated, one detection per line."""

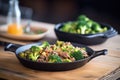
xmin=0 ymin=0 xmax=120 ymax=33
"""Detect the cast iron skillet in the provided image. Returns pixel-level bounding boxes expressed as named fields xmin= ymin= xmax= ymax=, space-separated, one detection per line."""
xmin=54 ymin=23 xmax=118 ymax=45
xmin=4 ymin=42 xmax=107 ymax=71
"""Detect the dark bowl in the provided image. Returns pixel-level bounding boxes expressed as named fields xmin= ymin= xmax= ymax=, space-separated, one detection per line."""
xmin=54 ymin=23 xmax=118 ymax=45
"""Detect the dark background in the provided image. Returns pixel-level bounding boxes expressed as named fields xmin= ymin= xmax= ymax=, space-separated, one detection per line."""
xmin=0 ymin=0 xmax=120 ymax=33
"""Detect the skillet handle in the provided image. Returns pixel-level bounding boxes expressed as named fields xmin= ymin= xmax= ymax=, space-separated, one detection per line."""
xmin=104 ymin=29 xmax=118 ymax=38
xmin=4 ymin=43 xmax=22 ymax=53
xmin=89 ymin=49 xmax=108 ymax=61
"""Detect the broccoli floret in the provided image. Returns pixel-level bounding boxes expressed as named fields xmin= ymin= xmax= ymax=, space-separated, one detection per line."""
xmin=39 ymin=41 xmax=50 ymax=48
xmin=70 ymin=50 xmax=84 ymax=60
xmin=92 ymin=22 xmax=103 ymax=32
xmin=62 ymin=59 xmax=72 ymax=62
xmin=85 ymin=28 xmax=92 ymax=34
xmin=29 ymin=45 xmax=45 ymax=61
xmin=102 ymin=27 xmax=107 ymax=32
xmin=61 ymin=45 xmax=74 ymax=54
xmin=19 ymin=52 xmax=26 ymax=59
xmin=86 ymin=20 xmax=93 ymax=28
xmin=61 ymin=46 xmax=67 ymax=52
xmin=60 ymin=22 xmax=72 ymax=32
xmin=48 ymin=54 xmax=62 ymax=63
xmin=77 ymin=24 xmax=88 ymax=34
xmin=80 ymin=25 xmax=88 ymax=34
xmin=56 ymin=41 xmax=64 ymax=47
xmin=77 ymin=15 xmax=89 ymax=21
xmin=30 ymin=46 xmax=40 ymax=53
xmin=30 ymin=42 xmax=50 ymax=53
xmin=28 ymin=52 xmax=40 ymax=61
xmin=76 ymin=21 xmax=89 ymax=34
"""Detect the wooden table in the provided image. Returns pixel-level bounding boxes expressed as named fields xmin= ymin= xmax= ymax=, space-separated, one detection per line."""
xmin=0 ymin=17 xmax=120 ymax=80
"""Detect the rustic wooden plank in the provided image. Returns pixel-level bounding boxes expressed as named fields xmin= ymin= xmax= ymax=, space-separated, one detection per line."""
xmin=99 ymin=67 xmax=120 ymax=80
xmin=0 ymin=68 xmax=38 ymax=80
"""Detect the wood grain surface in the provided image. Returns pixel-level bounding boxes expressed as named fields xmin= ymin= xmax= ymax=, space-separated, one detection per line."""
xmin=0 ymin=20 xmax=120 ymax=80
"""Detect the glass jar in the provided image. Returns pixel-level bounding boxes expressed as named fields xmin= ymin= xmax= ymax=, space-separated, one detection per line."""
xmin=7 ymin=0 xmax=23 ymax=35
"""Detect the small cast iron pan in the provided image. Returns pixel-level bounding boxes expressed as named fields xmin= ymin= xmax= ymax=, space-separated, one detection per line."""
xmin=54 ymin=23 xmax=118 ymax=45
xmin=4 ymin=42 xmax=107 ymax=71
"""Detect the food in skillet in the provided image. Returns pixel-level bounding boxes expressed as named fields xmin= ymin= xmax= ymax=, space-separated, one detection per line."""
xmin=60 ymin=15 xmax=108 ymax=34
xmin=19 ymin=41 xmax=88 ymax=63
